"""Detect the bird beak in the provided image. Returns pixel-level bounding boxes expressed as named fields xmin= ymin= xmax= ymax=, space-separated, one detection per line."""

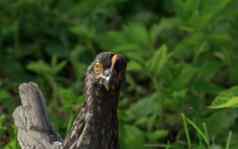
xmin=101 ymin=54 xmax=121 ymax=91
xmin=103 ymin=77 xmax=111 ymax=91
xmin=102 ymin=69 xmax=114 ymax=91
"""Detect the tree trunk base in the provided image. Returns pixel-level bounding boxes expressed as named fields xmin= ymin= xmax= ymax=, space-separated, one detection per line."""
xmin=12 ymin=82 xmax=63 ymax=149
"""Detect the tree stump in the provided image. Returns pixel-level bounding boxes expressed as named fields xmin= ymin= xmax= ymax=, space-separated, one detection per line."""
xmin=12 ymin=82 xmax=63 ymax=149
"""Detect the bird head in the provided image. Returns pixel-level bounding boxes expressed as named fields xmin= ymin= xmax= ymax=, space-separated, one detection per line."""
xmin=87 ymin=52 xmax=127 ymax=93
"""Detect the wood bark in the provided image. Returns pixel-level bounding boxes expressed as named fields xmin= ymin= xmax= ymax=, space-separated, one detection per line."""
xmin=12 ymin=82 xmax=63 ymax=149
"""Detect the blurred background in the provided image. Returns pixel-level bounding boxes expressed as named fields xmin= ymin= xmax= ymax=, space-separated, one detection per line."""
xmin=1 ymin=0 xmax=238 ymax=148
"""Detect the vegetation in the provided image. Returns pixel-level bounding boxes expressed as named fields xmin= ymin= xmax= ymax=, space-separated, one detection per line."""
xmin=1 ymin=0 xmax=238 ymax=148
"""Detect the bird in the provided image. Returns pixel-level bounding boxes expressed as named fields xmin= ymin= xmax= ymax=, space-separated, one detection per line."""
xmin=63 ymin=52 xmax=127 ymax=149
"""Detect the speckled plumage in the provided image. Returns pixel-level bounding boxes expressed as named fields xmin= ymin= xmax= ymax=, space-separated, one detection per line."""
xmin=63 ymin=52 xmax=127 ymax=149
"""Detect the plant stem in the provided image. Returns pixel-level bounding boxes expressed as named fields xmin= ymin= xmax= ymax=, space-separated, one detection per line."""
xmin=181 ymin=113 xmax=191 ymax=149
xmin=225 ymin=131 xmax=232 ymax=149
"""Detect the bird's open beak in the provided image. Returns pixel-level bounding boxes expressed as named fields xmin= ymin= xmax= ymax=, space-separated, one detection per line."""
xmin=101 ymin=54 xmax=121 ymax=91
xmin=101 ymin=68 xmax=115 ymax=91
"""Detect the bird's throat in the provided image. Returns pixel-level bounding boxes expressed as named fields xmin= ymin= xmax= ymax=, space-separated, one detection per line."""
xmin=81 ymin=77 xmax=119 ymax=149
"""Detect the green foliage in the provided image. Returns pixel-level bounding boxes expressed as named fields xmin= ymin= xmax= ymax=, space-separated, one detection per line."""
xmin=210 ymin=86 xmax=238 ymax=109
xmin=120 ymin=124 xmax=145 ymax=149
xmin=1 ymin=0 xmax=238 ymax=148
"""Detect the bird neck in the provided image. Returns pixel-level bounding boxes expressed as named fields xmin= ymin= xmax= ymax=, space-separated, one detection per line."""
xmin=85 ymin=84 xmax=119 ymax=120
xmin=82 ymin=75 xmax=119 ymax=149
xmin=84 ymin=73 xmax=119 ymax=116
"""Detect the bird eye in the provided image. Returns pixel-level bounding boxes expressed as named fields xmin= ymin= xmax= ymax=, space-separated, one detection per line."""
xmin=94 ymin=62 xmax=103 ymax=75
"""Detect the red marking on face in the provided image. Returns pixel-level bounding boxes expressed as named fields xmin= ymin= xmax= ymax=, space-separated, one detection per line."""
xmin=111 ymin=54 xmax=126 ymax=81
xmin=111 ymin=54 xmax=119 ymax=70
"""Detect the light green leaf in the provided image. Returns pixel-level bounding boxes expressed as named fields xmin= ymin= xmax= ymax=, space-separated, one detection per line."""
xmin=147 ymin=45 xmax=169 ymax=76
xmin=210 ymin=86 xmax=238 ymax=109
xmin=27 ymin=61 xmax=53 ymax=76
xmin=210 ymin=97 xmax=238 ymax=109
xmin=147 ymin=130 xmax=168 ymax=141
xmin=127 ymin=61 xmax=143 ymax=72
xmin=27 ymin=57 xmax=66 ymax=77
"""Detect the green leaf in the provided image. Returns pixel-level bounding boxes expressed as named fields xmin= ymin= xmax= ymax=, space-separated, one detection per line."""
xmin=210 ymin=86 xmax=238 ymax=109
xmin=171 ymin=64 xmax=197 ymax=90
xmin=0 ymin=115 xmax=7 ymax=135
xmin=147 ymin=130 xmax=168 ymax=141
xmin=123 ymin=23 xmax=149 ymax=49
xmin=120 ymin=124 xmax=145 ymax=149
xmin=186 ymin=118 xmax=209 ymax=145
xmin=0 ymin=90 xmax=13 ymax=110
xmin=127 ymin=61 xmax=143 ymax=72
xmin=27 ymin=57 xmax=66 ymax=77
xmin=210 ymin=97 xmax=238 ymax=109
xmin=182 ymin=114 xmax=209 ymax=146
xmin=59 ymin=87 xmax=85 ymax=112
xmin=127 ymin=94 xmax=161 ymax=119
xmin=27 ymin=61 xmax=54 ymax=76
xmin=196 ymin=60 xmax=223 ymax=81
xmin=205 ymin=110 xmax=238 ymax=137
xmin=147 ymin=45 xmax=169 ymax=76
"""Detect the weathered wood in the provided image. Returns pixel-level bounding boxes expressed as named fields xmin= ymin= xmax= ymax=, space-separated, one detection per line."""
xmin=13 ymin=82 xmax=63 ymax=149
